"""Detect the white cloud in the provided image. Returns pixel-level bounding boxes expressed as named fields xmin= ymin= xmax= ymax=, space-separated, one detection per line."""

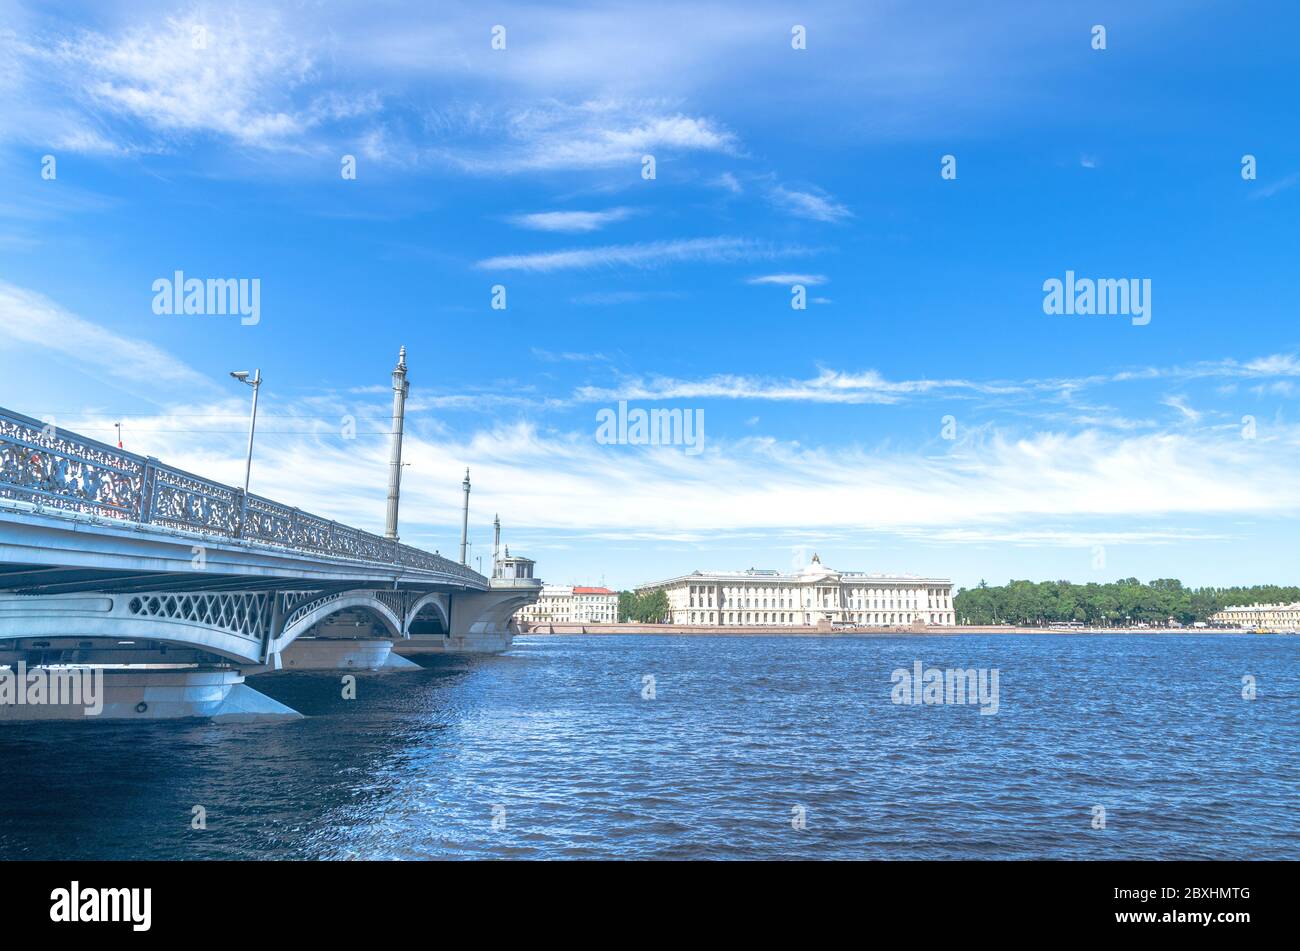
xmin=531 ymin=348 xmax=609 ymax=363
xmin=509 ymin=207 xmax=634 ymax=233
xmin=747 ymin=273 xmax=827 ymax=286
xmin=56 ymin=406 xmax=1300 ymax=548
xmin=1240 ymin=354 xmax=1300 ymax=376
xmin=1162 ymin=396 xmax=1201 ymax=422
xmin=714 ymin=171 xmax=742 ymax=194
xmin=574 ymin=368 xmax=1018 ymax=405
xmin=566 ymin=355 xmax=1300 ymax=407
xmin=569 ymin=290 xmax=683 ymax=306
xmin=477 ymin=236 xmax=810 ymax=273
xmin=0 ymin=280 xmax=212 ymax=393
xmin=1248 ymin=173 xmax=1298 ymax=201
xmin=770 ymin=184 xmax=852 ymax=222
xmin=33 ymin=9 xmax=340 ymax=150
xmin=435 ymin=102 xmax=738 ymax=173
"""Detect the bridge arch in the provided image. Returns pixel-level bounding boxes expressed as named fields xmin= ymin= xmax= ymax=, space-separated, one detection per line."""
xmin=272 ymin=590 xmax=403 ymax=654
xmin=405 ymin=592 xmax=450 ymax=637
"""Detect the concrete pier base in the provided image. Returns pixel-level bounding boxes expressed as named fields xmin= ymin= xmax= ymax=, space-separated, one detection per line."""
xmin=209 ymin=682 xmax=302 ymax=721
xmin=394 ymin=631 xmax=513 ymax=657
xmin=381 ymin=650 xmax=421 ymax=669
xmin=277 ymin=638 xmax=403 ymax=671
xmin=0 ymin=666 xmax=301 ymax=723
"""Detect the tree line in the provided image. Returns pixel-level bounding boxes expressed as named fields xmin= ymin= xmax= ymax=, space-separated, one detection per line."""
xmin=618 ymin=589 xmax=670 ymax=622
xmin=953 ymin=578 xmax=1300 ymax=626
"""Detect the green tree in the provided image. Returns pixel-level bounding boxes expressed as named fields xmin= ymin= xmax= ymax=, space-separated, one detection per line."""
xmin=952 ymin=577 xmax=1295 ymax=627
xmin=617 ymin=589 xmax=671 ymax=623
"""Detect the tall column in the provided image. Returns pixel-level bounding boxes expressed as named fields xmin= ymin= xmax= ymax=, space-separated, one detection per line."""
xmin=492 ymin=513 xmax=501 ymax=577
xmin=384 ymin=346 xmax=409 ymax=540
xmin=459 ymin=468 xmax=471 ymax=565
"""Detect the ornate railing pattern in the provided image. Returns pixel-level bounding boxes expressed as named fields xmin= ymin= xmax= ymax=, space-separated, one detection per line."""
xmin=0 ymin=407 xmax=482 ymax=585
xmin=127 ymin=592 xmax=273 ymax=640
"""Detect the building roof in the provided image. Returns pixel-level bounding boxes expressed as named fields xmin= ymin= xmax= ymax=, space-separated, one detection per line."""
xmin=1214 ymin=601 xmax=1300 ymax=612
xmin=573 ymin=586 xmax=615 ymax=595
xmin=636 ymin=556 xmax=951 ymax=591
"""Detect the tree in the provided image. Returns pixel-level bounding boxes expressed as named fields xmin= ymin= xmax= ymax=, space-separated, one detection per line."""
xmin=641 ymin=589 xmax=669 ymax=623
xmin=618 ymin=589 xmax=670 ymax=623
xmin=951 ymin=578 xmax=1297 ymax=627
xmin=617 ymin=591 xmax=639 ymax=622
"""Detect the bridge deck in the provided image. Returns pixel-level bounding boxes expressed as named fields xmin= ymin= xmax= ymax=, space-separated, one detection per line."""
xmin=0 ymin=406 xmax=485 ymax=593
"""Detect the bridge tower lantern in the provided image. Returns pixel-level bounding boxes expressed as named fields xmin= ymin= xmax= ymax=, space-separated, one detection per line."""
xmin=497 ymin=546 xmax=535 ymax=580
xmin=384 ymin=346 xmax=409 ymax=540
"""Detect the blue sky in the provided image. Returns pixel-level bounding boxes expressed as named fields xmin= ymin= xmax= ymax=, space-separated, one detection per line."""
xmin=1 ymin=0 xmax=1298 ymax=590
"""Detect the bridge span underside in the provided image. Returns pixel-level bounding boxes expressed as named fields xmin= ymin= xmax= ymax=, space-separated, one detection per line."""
xmin=0 ymin=406 xmax=542 ymax=722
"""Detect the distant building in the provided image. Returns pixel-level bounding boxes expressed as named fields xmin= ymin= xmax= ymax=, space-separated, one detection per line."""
xmin=636 ymin=554 xmax=955 ymax=627
xmin=517 ymin=585 xmax=618 ymax=625
xmin=1209 ymin=602 xmax=1300 ymax=630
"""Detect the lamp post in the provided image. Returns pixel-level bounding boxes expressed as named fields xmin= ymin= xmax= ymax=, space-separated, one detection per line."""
xmin=230 ymin=369 xmax=262 ymax=534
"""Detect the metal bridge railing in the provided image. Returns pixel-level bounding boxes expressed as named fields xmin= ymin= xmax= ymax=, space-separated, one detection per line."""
xmin=0 ymin=406 xmax=482 ymax=584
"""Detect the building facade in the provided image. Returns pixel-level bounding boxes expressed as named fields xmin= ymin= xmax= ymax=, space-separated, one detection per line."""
xmin=516 ymin=585 xmax=618 ymax=625
xmin=1209 ymin=602 xmax=1300 ymax=630
xmin=636 ymin=554 xmax=955 ymax=627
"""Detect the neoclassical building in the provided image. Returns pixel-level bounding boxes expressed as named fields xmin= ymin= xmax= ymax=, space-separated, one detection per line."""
xmin=516 ymin=585 xmax=619 ymax=625
xmin=636 ymin=555 xmax=955 ymax=627
xmin=1209 ymin=602 xmax=1300 ymax=631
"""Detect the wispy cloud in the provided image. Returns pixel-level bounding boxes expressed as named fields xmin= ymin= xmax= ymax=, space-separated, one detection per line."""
xmin=574 ymin=368 xmax=1020 ymax=405
xmin=569 ymin=356 xmax=1300 ymax=407
xmin=436 ymin=102 xmax=738 ymax=174
xmin=0 ymin=280 xmax=212 ymax=393
xmin=56 ymin=406 xmax=1300 ymax=549
xmin=509 ymin=207 xmax=634 ymax=233
xmin=1162 ymin=395 xmax=1202 ymax=422
xmin=477 ymin=236 xmax=811 ymax=273
xmin=13 ymin=296 xmax=1300 ymax=571
xmin=569 ymin=290 xmax=684 ymax=306
xmin=531 ymin=348 xmax=609 ymax=363
xmin=713 ymin=171 xmax=742 ymax=194
xmin=41 ymin=11 xmax=329 ymax=150
xmin=1249 ymin=172 xmax=1298 ymax=201
xmin=770 ymin=184 xmax=852 ymax=223
xmin=747 ymin=273 xmax=827 ymax=286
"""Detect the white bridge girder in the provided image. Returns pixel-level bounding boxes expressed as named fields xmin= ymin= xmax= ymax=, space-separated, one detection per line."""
xmin=0 ymin=582 xmax=537 ymax=666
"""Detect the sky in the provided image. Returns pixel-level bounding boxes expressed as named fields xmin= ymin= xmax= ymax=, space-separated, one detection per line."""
xmin=1 ymin=0 xmax=1298 ymax=591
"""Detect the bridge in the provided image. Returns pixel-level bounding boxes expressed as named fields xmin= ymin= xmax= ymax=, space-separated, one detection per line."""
xmin=0 ymin=353 xmax=542 ymax=722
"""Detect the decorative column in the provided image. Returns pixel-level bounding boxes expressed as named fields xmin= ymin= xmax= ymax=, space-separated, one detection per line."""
xmin=459 ymin=468 xmax=471 ymax=565
xmin=492 ymin=513 xmax=501 ymax=577
xmin=384 ymin=346 xmax=409 ymax=540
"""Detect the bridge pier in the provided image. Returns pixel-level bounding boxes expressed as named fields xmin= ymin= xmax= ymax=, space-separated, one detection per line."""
xmin=0 ymin=666 xmax=300 ymax=723
xmin=270 ymin=638 xmax=419 ymax=672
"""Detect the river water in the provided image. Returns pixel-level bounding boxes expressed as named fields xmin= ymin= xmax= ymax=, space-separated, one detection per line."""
xmin=1 ymin=633 xmax=1295 ymax=860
